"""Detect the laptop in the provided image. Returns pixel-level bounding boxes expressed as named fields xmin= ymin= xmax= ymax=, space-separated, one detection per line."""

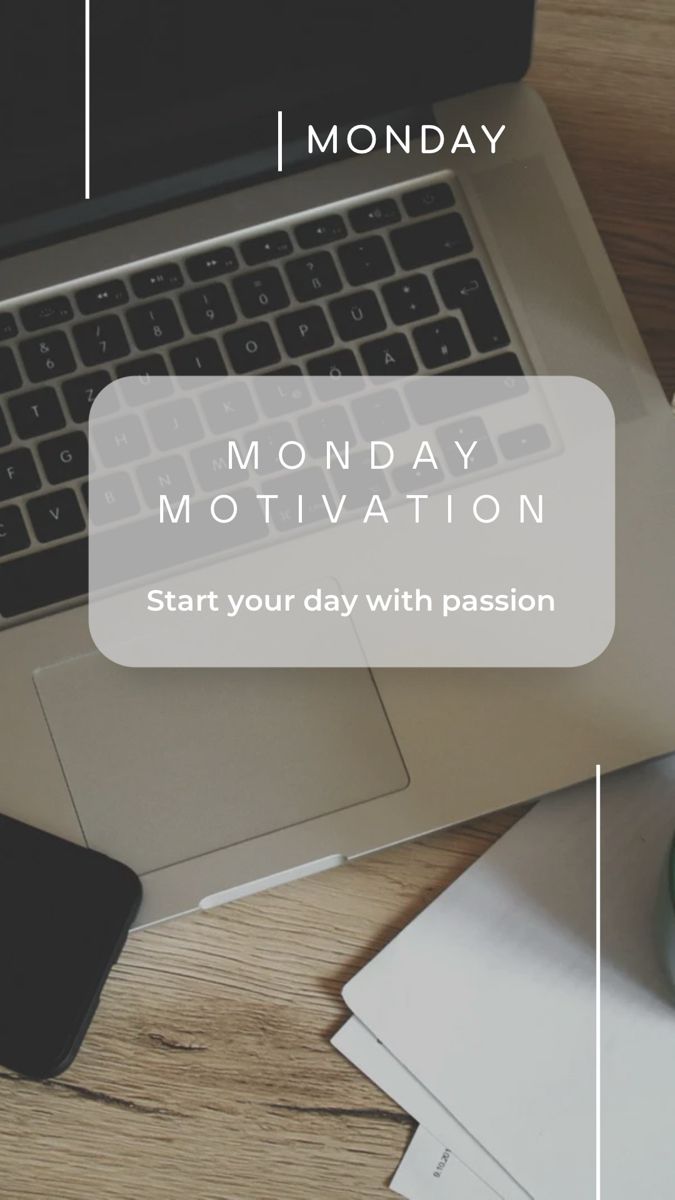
xmin=1 ymin=1 xmax=673 ymax=926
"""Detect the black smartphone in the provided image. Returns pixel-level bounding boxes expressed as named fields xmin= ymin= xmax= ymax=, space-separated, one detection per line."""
xmin=0 ymin=813 xmax=141 ymax=1079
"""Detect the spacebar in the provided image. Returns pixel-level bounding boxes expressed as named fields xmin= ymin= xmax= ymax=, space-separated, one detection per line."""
xmin=0 ymin=538 xmax=87 ymax=618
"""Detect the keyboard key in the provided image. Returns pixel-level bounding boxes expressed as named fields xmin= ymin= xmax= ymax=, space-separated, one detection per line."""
xmin=307 ymin=348 xmax=361 ymax=378
xmin=0 ymin=313 xmax=18 ymax=341
xmin=0 ymin=537 xmax=87 ymax=617
xmin=330 ymin=291 xmax=386 ymax=341
xmin=234 ymin=268 xmax=290 ymax=318
xmin=38 ymin=431 xmax=88 ymax=484
xmin=277 ymin=306 xmax=333 ymax=358
xmin=405 ymin=379 xmax=447 ymax=425
xmin=62 ymin=371 xmax=115 ymax=422
xmin=130 ymin=263 xmax=183 ymax=298
xmin=392 ymin=458 xmax=445 ymax=494
xmin=20 ymin=333 xmax=75 ymax=383
xmin=137 ymin=456 xmax=194 ymax=509
xmin=27 ymin=488 xmax=85 ymax=543
xmin=0 ymin=447 xmax=41 ymax=500
xmin=295 ymin=214 xmax=347 ymax=249
xmin=91 ymin=415 xmax=149 ymax=468
xmin=444 ymin=354 xmax=528 ymax=403
xmin=307 ymin=349 xmax=362 ymax=397
xmin=185 ymin=246 xmax=238 ymax=281
xmin=75 ymin=278 xmax=128 ymax=315
xmin=116 ymin=355 xmax=173 ymax=403
xmin=338 ymin=236 xmax=395 ymax=286
xmin=352 ymin=387 xmax=409 ymax=439
xmin=88 ymin=471 xmax=140 ymax=525
xmin=360 ymin=333 xmax=418 ymax=377
xmin=258 ymin=371 xmax=312 ymax=417
xmin=241 ymin=229 xmax=292 ymax=265
xmin=0 ymin=347 xmax=22 ymax=393
xmin=285 ymin=252 xmax=342 ymax=302
xmin=437 ymin=416 xmax=497 ymax=475
xmin=448 ymin=352 xmax=523 ymax=379
xmin=93 ymin=495 xmax=267 ymax=589
xmin=435 ymin=259 xmax=509 ymax=353
xmin=0 ymin=409 xmax=11 ymax=446
xmin=391 ymin=213 xmax=472 ymax=270
xmin=413 ymin=317 xmax=470 ymax=369
xmin=180 ymin=283 xmax=236 ymax=334
xmin=224 ymin=323 xmax=280 ymax=373
xmin=147 ymin=397 xmax=203 ymax=451
xmin=407 ymin=359 xmax=526 ymax=425
xmin=20 ymin=295 xmax=73 ymax=332
xmin=402 ymin=182 xmax=455 ymax=217
xmin=190 ymin=439 xmax=249 ymax=490
xmin=498 ymin=423 xmax=551 ymax=460
xmin=333 ymin=451 xmax=391 ymax=511
xmin=0 ymin=504 xmax=30 ymax=556
xmin=73 ymin=315 xmax=130 ymax=365
xmin=266 ymin=467 xmax=332 ymax=531
xmin=200 ymin=381 xmax=257 ymax=434
xmin=9 ymin=387 xmax=65 ymax=439
xmin=127 ymin=299 xmax=183 ymax=350
xmin=240 ymin=421 xmax=294 ymax=476
xmin=383 ymin=275 xmax=438 ymax=325
xmin=170 ymin=338 xmax=227 ymax=375
xmin=348 ymin=197 xmax=400 ymax=233
xmin=297 ymin=406 xmax=357 ymax=458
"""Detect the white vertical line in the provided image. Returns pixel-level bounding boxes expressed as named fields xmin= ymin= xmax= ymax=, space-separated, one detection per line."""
xmin=84 ymin=0 xmax=90 ymax=199
xmin=595 ymin=762 xmax=602 ymax=1200
xmin=277 ymin=110 xmax=283 ymax=173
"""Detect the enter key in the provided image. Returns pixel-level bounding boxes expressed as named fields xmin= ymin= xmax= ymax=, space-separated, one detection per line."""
xmin=434 ymin=259 xmax=510 ymax=354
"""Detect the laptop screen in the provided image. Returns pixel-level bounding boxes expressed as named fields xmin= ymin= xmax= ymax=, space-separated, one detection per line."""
xmin=1 ymin=0 xmax=534 ymax=250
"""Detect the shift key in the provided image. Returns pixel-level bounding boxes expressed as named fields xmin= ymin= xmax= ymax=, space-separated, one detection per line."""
xmin=0 ymin=537 xmax=87 ymax=617
xmin=434 ymin=259 xmax=509 ymax=353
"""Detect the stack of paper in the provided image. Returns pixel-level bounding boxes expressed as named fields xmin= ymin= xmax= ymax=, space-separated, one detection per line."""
xmin=332 ymin=758 xmax=675 ymax=1199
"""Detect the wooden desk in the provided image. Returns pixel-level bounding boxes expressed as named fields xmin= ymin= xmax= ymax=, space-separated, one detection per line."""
xmin=2 ymin=3 xmax=673 ymax=1196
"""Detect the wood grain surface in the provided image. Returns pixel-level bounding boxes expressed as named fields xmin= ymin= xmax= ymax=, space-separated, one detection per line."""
xmin=1 ymin=3 xmax=673 ymax=1197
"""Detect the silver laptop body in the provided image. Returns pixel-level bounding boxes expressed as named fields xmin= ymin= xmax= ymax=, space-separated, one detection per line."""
xmin=1 ymin=50 xmax=673 ymax=925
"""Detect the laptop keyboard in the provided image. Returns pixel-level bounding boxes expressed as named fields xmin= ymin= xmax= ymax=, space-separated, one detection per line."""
xmin=0 ymin=175 xmax=527 ymax=622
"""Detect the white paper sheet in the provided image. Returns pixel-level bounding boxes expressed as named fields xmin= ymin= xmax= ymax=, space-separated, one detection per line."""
xmin=391 ymin=1126 xmax=497 ymax=1200
xmin=342 ymin=758 xmax=675 ymax=1200
xmin=332 ymin=1017 xmax=528 ymax=1199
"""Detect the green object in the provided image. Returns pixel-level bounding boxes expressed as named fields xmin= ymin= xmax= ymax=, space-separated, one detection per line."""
xmin=660 ymin=833 xmax=675 ymax=994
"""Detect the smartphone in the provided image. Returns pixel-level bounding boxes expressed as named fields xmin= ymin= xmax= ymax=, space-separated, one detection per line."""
xmin=0 ymin=813 xmax=141 ymax=1079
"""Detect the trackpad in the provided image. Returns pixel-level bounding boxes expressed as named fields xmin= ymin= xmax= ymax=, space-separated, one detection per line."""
xmin=34 ymin=656 xmax=407 ymax=874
